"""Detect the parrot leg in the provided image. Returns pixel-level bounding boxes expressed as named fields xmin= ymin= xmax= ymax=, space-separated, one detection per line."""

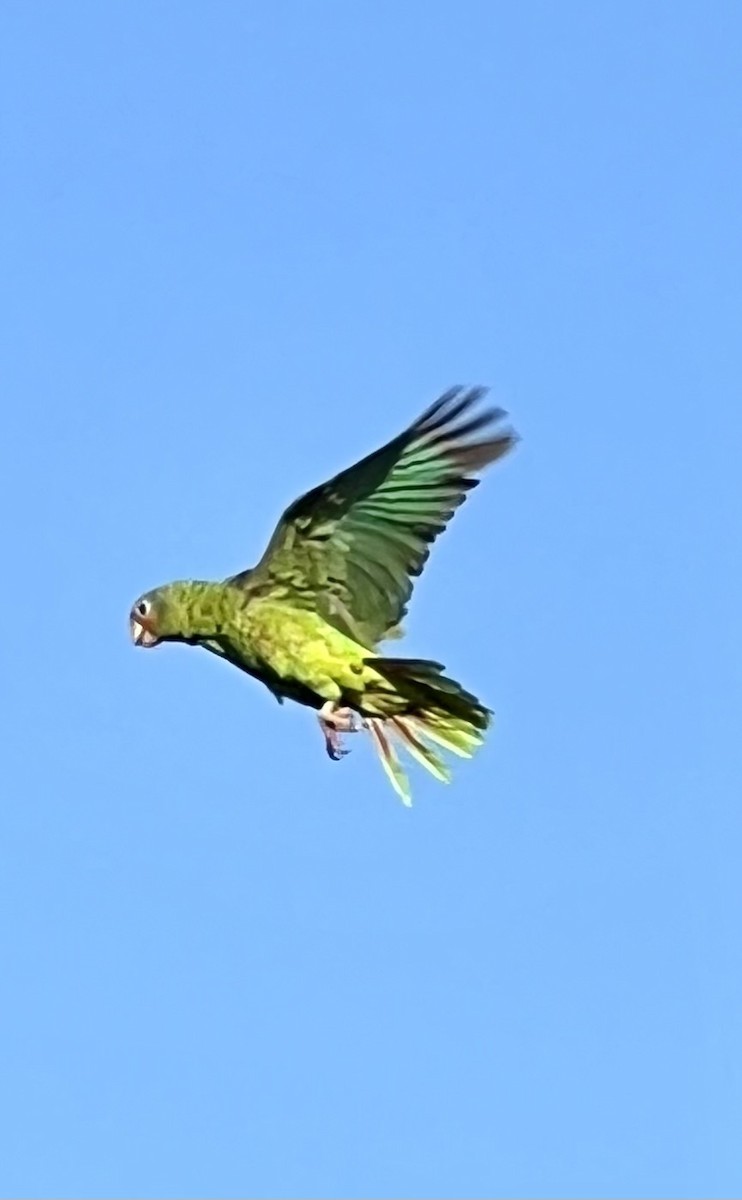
xmin=318 ymin=701 xmax=361 ymax=761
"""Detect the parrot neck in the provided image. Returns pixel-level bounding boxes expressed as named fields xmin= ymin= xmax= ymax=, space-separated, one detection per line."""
xmin=169 ymin=581 xmax=236 ymax=640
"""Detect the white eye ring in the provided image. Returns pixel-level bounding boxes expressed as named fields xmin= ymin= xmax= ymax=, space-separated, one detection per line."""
xmin=136 ymin=599 xmax=150 ymax=617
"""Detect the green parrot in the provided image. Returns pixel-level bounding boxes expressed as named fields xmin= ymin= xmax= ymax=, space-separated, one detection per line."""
xmin=129 ymin=387 xmax=517 ymax=804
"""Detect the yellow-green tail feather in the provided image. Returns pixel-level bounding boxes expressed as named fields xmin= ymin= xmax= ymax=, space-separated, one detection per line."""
xmin=363 ymin=657 xmax=491 ymax=804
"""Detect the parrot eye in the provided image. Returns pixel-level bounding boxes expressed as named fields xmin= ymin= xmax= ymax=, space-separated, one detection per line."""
xmin=136 ymin=599 xmax=150 ymax=617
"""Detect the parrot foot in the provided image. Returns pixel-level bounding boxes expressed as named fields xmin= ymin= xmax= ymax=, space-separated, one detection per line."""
xmin=318 ymin=702 xmax=361 ymax=761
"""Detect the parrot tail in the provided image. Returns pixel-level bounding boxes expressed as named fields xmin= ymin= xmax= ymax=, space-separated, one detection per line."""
xmin=363 ymin=658 xmax=492 ymax=805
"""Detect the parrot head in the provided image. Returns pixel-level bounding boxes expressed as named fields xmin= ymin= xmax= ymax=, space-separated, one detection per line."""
xmin=129 ymin=584 xmax=192 ymax=648
xmin=129 ymin=589 xmax=165 ymax=648
xmin=129 ymin=580 xmax=215 ymax=647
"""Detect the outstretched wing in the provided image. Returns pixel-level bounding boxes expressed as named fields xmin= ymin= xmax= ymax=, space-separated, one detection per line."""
xmin=229 ymin=387 xmax=517 ymax=648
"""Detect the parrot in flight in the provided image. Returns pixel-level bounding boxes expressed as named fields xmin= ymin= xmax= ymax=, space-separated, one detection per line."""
xmin=129 ymin=386 xmax=517 ymax=804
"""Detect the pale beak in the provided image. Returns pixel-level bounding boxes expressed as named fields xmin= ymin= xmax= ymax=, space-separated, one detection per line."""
xmin=130 ymin=615 xmax=158 ymax=647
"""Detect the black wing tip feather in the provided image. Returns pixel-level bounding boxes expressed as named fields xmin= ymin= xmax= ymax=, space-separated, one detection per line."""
xmin=414 ymin=385 xmax=519 ymax=471
xmin=417 ymin=385 xmax=490 ymax=432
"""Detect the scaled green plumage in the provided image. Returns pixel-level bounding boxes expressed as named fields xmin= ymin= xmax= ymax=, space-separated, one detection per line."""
xmin=130 ymin=387 xmax=518 ymax=804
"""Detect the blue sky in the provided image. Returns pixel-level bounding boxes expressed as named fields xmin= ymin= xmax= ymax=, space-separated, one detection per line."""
xmin=2 ymin=1 xmax=740 ymax=1195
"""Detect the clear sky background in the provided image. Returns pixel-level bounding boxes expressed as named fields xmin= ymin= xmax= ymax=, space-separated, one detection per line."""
xmin=1 ymin=2 xmax=740 ymax=1196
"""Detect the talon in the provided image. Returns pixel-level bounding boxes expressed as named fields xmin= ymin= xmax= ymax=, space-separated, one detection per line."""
xmin=323 ymin=725 xmax=350 ymax=760
xmin=318 ymin=701 xmax=361 ymax=761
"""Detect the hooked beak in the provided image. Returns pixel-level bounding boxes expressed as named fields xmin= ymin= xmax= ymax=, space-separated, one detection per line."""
xmin=130 ymin=613 xmax=159 ymax=648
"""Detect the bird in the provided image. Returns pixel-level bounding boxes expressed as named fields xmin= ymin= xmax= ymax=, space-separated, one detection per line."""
xmin=129 ymin=386 xmax=517 ymax=804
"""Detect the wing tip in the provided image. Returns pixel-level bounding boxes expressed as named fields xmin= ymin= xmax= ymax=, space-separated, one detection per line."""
xmin=417 ymin=385 xmax=516 ymax=437
xmin=412 ymin=385 xmax=519 ymax=472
